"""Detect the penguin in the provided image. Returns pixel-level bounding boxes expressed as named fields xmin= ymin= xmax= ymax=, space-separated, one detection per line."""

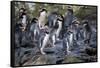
xmin=64 ymin=6 xmax=74 ymax=32
xmin=82 ymin=20 xmax=91 ymax=44
xmin=40 ymin=28 xmax=50 ymax=55
xmin=47 ymin=12 xmax=58 ymax=28
xmin=38 ymin=8 xmax=47 ymax=29
xmin=51 ymin=14 xmax=64 ymax=47
xmin=29 ymin=18 xmax=39 ymax=41
xmin=18 ymin=8 xmax=27 ymax=31
xmin=67 ymin=29 xmax=74 ymax=54
xmin=55 ymin=14 xmax=64 ymax=40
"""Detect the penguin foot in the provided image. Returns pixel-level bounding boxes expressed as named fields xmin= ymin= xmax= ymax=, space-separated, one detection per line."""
xmin=40 ymin=48 xmax=46 ymax=55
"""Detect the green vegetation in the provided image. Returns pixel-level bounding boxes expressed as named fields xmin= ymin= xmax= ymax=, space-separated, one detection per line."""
xmin=14 ymin=2 xmax=97 ymax=23
xmin=63 ymin=55 xmax=83 ymax=63
xmin=75 ymin=6 xmax=97 ymax=20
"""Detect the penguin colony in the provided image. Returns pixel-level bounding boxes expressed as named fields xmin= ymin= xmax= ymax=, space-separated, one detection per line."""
xmin=14 ymin=6 xmax=97 ymax=66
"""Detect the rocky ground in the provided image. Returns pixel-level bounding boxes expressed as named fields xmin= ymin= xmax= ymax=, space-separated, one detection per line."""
xmin=14 ymin=38 xmax=97 ymax=66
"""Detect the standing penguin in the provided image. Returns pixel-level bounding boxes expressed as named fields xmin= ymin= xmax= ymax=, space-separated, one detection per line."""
xmin=18 ymin=8 xmax=28 ymax=31
xmin=56 ymin=14 xmax=64 ymax=39
xmin=82 ymin=20 xmax=92 ymax=44
xmin=29 ymin=18 xmax=39 ymax=41
xmin=51 ymin=14 xmax=64 ymax=47
xmin=38 ymin=8 xmax=47 ymax=29
xmin=47 ymin=12 xmax=58 ymax=28
xmin=40 ymin=27 xmax=50 ymax=55
xmin=47 ymin=11 xmax=59 ymax=46
xmin=64 ymin=6 xmax=74 ymax=31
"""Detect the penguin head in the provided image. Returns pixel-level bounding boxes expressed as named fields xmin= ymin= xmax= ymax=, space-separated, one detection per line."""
xmin=82 ymin=20 xmax=89 ymax=26
xmin=45 ymin=31 xmax=49 ymax=34
xmin=19 ymin=8 xmax=26 ymax=19
xmin=31 ymin=18 xmax=38 ymax=23
xmin=82 ymin=20 xmax=88 ymax=24
xmin=57 ymin=14 xmax=64 ymax=22
xmin=40 ymin=8 xmax=47 ymax=13
xmin=45 ymin=28 xmax=50 ymax=34
xmin=39 ymin=8 xmax=47 ymax=17
xmin=19 ymin=8 xmax=26 ymax=13
xmin=72 ymin=19 xmax=80 ymax=27
xmin=67 ymin=6 xmax=73 ymax=14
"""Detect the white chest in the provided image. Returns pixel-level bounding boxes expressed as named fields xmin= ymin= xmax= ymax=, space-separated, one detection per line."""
xmin=22 ymin=15 xmax=27 ymax=24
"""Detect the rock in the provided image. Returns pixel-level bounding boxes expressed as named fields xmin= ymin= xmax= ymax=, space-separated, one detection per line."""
xmin=31 ymin=54 xmax=57 ymax=65
xmin=56 ymin=59 xmax=64 ymax=64
xmin=43 ymin=47 xmax=55 ymax=54
xmin=85 ymin=47 xmax=97 ymax=56
xmin=15 ymin=47 xmax=40 ymax=66
xmin=79 ymin=55 xmax=97 ymax=62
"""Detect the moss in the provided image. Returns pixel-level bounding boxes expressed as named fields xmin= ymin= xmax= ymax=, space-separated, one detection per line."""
xmin=63 ymin=56 xmax=83 ymax=63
